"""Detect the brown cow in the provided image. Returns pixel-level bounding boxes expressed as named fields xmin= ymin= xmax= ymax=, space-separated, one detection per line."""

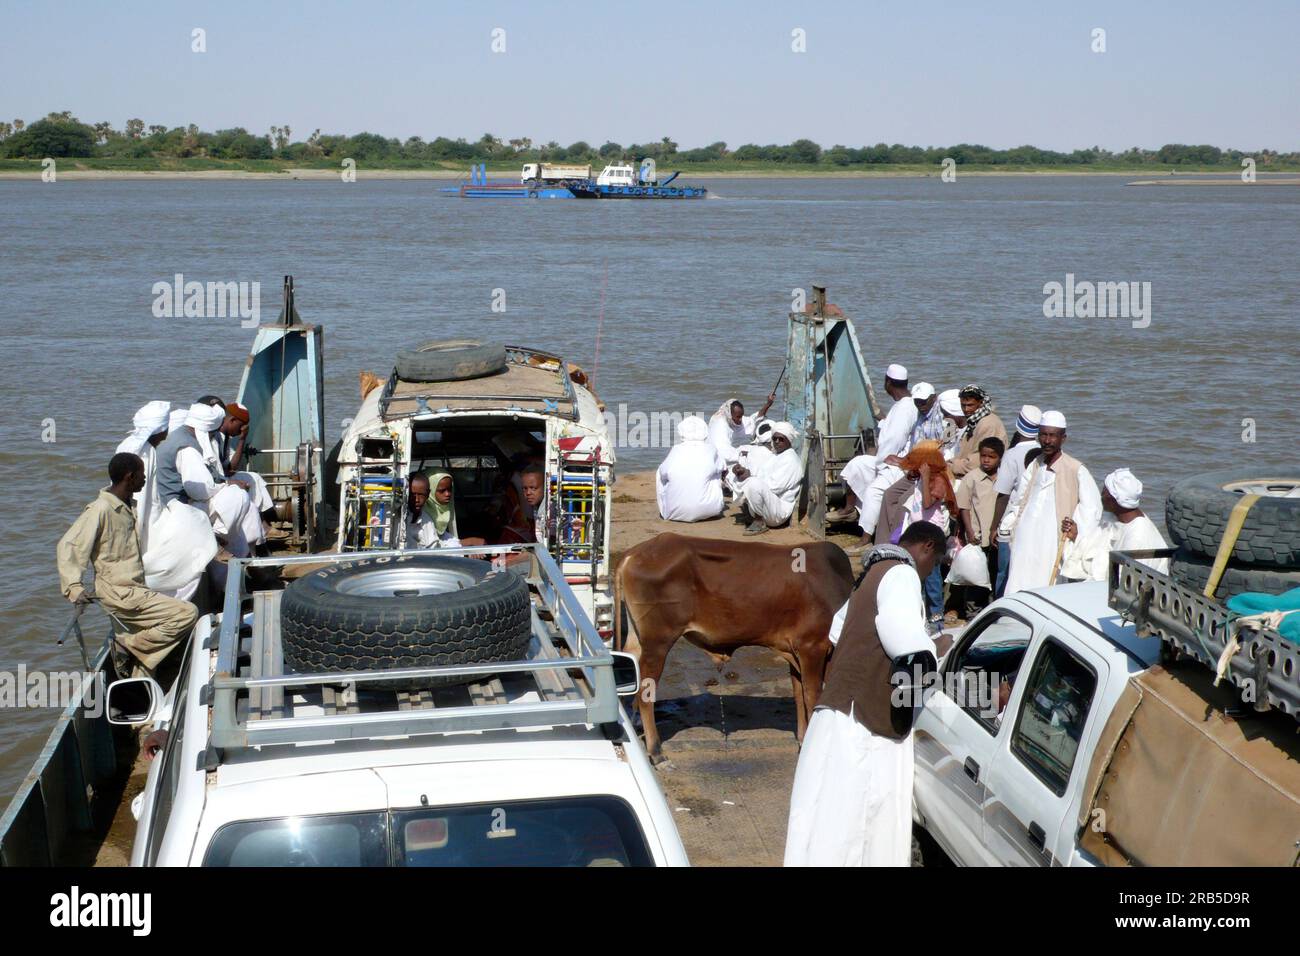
xmin=614 ymin=533 xmax=854 ymax=761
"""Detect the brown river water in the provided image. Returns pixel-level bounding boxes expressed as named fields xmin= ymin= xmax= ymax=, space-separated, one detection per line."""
xmin=1 ymin=174 xmax=1296 ymax=805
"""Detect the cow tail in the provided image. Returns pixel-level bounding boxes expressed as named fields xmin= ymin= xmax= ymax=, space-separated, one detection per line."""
xmin=613 ymin=555 xmax=625 ymax=652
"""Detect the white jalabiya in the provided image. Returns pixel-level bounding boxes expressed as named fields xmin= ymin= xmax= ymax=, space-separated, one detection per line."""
xmin=405 ymin=510 xmax=461 ymax=549
xmin=842 ymin=395 xmax=919 ymax=535
xmin=115 ymin=438 xmax=163 ymax=553
xmin=707 ymin=400 xmax=761 ymax=465
xmin=1060 ymin=513 xmax=1170 ymax=581
xmin=1004 ymin=460 xmax=1102 ymax=594
xmin=726 ymin=443 xmax=774 ymax=499
xmin=656 ymin=438 xmax=726 ymax=522
xmin=175 ymin=444 xmax=260 ymax=556
xmin=739 ymin=446 xmax=803 ymax=527
xmin=785 ymin=564 xmax=934 ymax=867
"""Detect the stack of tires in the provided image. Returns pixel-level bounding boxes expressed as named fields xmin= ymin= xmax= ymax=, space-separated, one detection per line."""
xmin=1164 ymin=472 xmax=1300 ymax=600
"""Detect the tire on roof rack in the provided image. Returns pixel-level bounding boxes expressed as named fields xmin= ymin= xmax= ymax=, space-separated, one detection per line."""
xmin=280 ymin=553 xmax=531 ymax=689
xmin=1168 ymin=548 xmax=1300 ymax=603
xmin=1165 ymin=472 xmax=1300 ymax=569
xmin=394 ymin=339 xmax=507 ymax=383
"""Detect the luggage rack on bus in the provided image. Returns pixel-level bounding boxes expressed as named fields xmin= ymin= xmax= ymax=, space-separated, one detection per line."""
xmin=201 ymin=544 xmax=621 ymax=768
xmin=1108 ymin=548 xmax=1299 ymax=721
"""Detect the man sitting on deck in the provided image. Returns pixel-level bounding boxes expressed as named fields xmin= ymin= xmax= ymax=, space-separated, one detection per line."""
xmin=57 ymin=453 xmax=199 ymax=679
xmin=707 ymin=393 xmax=776 ymax=465
xmin=114 ymin=400 xmax=171 ymax=554
xmin=732 ymin=422 xmax=802 ymax=535
xmin=656 ymin=416 xmax=727 ymax=522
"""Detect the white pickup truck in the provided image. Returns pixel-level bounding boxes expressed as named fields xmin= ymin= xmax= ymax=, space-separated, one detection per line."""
xmin=109 ymin=546 xmax=688 ymax=867
xmin=913 ymin=556 xmax=1300 ymax=867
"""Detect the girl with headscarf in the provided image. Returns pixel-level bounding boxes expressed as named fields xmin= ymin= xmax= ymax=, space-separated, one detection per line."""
xmin=949 ymin=385 xmax=1008 ymax=478
xmin=405 ymin=472 xmax=486 ymax=549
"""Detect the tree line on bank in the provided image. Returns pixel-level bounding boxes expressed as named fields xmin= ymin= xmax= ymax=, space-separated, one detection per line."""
xmin=2 ymin=112 xmax=1293 ymax=169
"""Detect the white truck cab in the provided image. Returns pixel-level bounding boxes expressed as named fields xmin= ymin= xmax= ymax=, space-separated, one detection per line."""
xmin=912 ymin=580 xmax=1161 ymax=867
xmin=123 ymin=547 xmax=687 ymax=867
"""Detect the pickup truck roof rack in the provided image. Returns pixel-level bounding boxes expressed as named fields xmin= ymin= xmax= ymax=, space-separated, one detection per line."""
xmin=202 ymin=544 xmax=619 ymax=769
xmin=1108 ymin=548 xmax=1299 ymax=721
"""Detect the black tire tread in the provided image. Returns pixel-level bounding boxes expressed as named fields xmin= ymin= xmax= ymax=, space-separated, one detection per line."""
xmin=1165 ymin=471 xmax=1300 ymax=568
xmin=1168 ymin=548 xmax=1300 ymax=602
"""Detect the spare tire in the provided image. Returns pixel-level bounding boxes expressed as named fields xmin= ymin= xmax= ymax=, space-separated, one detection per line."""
xmin=1168 ymin=548 xmax=1300 ymax=602
xmin=1165 ymin=472 xmax=1300 ymax=569
xmin=394 ymin=339 xmax=507 ymax=383
xmin=280 ymin=553 xmax=531 ymax=688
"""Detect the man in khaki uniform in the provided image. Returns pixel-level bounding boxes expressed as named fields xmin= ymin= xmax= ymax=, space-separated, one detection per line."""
xmin=57 ymin=453 xmax=198 ymax=678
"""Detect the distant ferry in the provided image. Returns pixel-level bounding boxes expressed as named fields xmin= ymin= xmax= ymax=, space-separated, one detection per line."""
xmin=451 ymin=159 xmax=706 ymax=199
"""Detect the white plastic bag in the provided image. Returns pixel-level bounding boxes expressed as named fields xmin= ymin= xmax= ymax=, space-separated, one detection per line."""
xmin=946 ymin=543 xmax=991 ymax=589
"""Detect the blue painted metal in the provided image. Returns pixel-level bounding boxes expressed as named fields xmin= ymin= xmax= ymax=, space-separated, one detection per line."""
xmin=450 ymin=168 xmax=705 ymax=200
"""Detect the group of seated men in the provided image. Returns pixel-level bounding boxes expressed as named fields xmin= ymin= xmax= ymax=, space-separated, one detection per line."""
xmin=56 ymin=398 xmax=277 ymax=680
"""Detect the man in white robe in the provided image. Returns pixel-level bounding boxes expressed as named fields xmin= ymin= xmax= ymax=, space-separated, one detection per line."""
xmin=835 ymin=365 xmax=917 ymax=540
xmin=707 ymin=393 xmax=775 ymax=465
xmin=1003 ymin=411 xmax=1102 ymax=594
xmin=169 ymin=403 xmax=258 ymax=556
xmin=656 ymin=416 xmax=726 ymax=522
xmin=734 ymin=422 xmax=802 ymax=533
xmin=1060 ymin=468 xmax=1170 ymax=580
xmin=115 ymin=400 xmax=171 ymax=553
xmin=725 ymin=419 xmax=775 ymax=500
xmin=784 ymin=522 xmax=946 ymax=867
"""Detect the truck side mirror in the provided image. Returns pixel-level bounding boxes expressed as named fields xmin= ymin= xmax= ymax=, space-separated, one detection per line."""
xmin=106 ymin=677 xmax=164 ymax=726
xmin=611 ymin=652 xmax=641 ymax=697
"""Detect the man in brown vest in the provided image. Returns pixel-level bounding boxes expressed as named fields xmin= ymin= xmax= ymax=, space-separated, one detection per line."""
xmin=784 ymin=521 xmax=947 ymax=866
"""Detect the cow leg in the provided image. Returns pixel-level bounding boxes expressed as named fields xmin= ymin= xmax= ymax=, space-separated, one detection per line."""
xmin=793 ymin=643 xmax=829 ymax=745
xmin=789 ymin=665 xmax=807 ymax=741
xmin=636 ymin=637 xmax=674 ymax=765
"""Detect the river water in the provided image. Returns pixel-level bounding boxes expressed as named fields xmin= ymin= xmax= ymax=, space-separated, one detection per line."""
xmin=1 ymin=173 xmax=1296 ymax=805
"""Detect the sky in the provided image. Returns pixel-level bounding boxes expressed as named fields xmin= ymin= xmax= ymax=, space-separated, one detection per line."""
xmin=2 ymin=0 xmax=1298 ymax=151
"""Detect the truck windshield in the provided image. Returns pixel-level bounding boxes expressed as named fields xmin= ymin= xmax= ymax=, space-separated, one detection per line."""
xmin=203 ymin=797 xmax=652 ymax=867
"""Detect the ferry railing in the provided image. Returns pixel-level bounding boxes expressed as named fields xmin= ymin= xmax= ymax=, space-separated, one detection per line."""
xmin=204 ymin=543 xmax=619 ymax=761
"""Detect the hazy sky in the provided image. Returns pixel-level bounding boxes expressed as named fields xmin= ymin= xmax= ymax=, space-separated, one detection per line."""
xmin=3 ymin=0 xmax=1297 ymax=150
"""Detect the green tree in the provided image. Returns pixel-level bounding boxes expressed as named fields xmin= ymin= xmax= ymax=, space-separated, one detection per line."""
xmin=2 ymin=117 xmax=96 ymax=157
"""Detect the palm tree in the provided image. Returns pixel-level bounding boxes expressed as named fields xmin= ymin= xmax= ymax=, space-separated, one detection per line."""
xmin=0 ymin=122 xmax=12 ymax=140
xmin=14 ymin=119 xmax=25 ymax=133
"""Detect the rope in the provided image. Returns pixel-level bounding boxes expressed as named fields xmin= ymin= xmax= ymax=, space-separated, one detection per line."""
xmin=1214 ymin=608 xmax=1300 ymax=686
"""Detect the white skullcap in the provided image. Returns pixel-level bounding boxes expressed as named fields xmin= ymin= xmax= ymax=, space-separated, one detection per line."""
xmin=910 ymin=382 xmax=935 ymax=400
xmin=1040 ymin=410 xmax=1067 ymax=430
xmin=770 ymin=421 xmax=798 ymax=447
xmin=184 ymin=402 xmax=226 ymax=432
xmin=676 ymin=415 xmax=709 ymax=443
xmin=1105 ymin=468 xmax=1143 ymax=509
xmin=886 ymin=363 xmax=908 ymax=381
xmin=938 ymin=389 xmax=962 ymax=417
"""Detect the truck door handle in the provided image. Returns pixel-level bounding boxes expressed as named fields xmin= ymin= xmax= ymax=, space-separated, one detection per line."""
xmin=1027 ymin=821 xmax=1046 ymax=850
xmin=963 ymin=757 xmax=980 ymax=782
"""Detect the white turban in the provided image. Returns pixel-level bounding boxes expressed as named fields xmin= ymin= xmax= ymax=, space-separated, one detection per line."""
xmin=1105 ymin=468 xmax=1143 ymax=509
xmin=754 ymin=419 xmax=775 ymax=444
xmin=1040 ymin=410 xmax=1068 ymax=430
xmin=910 ymin=382 xmax=935 ymax=400
xmin=677 ymin=415 xmax=709 ymax=443
xmin=770 ymin=421 xmax=798 ymax=448
xmin=117 ymin=400 xmax=172 ymax=455
xmin=886 ymin=363 xmax=908 ymax=381
xmin=184 ymin=402 xmax=226 ymax=432
xmin=167 ymin=408 xmax=189 ymax=433
xmin=938 ymin=389 xmax=962 ymax=417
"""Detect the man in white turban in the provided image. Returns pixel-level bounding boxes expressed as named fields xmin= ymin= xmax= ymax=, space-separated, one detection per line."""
xmin=834 ymin=364 xmax=917 ymax=541
xmin=936 ymin=389 xmax=965 ymax=461
xmin=726 ymin=418 xmax=777 ymax=502
xmin=115 ymin=400 xmax=171 ymax=552
xmin=1060 ymin=468 xmax=1169 ymax=580
xmin=707 ymin=393 xmax=776 ymax=465
xmin=1003 ymin=411 xmax=1102 ymax=593
xmin=149 ymin=402 xmax=258 ymax=597
xmin=656 ymin=416 xmax=727 ymax=522
xmin=733 ymin=421 xmax=803 ymax=534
